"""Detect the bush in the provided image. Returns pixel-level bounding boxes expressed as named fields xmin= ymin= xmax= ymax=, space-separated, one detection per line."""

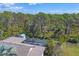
xmin=67 ymin=36 xmax=79 ymax=44
xmin=0 ymin=45 xmax=17 ymax=56
xmin=67 ymin=38 xmax=78 ymax=44
xmin=44 ymin=39 xmax=56 ymax=56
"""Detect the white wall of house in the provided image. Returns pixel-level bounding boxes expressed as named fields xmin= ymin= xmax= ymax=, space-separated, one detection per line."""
xmin=20 ymin=34 xmax=26 ymax=40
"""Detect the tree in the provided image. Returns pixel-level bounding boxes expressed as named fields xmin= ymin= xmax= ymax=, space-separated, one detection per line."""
xmin=44 ymin=39 xmax=56 ymax=56
xmin=59 ymin=34 xmax=69 ymax=44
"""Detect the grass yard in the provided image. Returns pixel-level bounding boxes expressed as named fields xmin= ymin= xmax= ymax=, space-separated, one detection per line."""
xmin=61 ymin=43 xmax=79 ymax=56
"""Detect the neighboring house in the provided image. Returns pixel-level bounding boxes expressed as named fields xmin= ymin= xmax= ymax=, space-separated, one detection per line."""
xmin=20 ymin=34 xmax=26 ymax=40
xmin=0 ymin=37 xmax=45 ymax=56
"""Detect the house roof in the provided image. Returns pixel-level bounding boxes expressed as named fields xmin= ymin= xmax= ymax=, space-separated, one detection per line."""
xmin=2 ymin=37 xmax=26 ymax=43
xmin=0 ymin=37 xmax=45 ymax=56
xmin=27 ymin=46 xmax=45 ymax=56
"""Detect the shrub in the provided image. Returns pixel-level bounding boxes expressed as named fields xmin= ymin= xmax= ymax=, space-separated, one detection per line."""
xmin=0 ymin=45 xmax=17 ymax=56
xmin=44 ymin=39 xmax=56 ymax=56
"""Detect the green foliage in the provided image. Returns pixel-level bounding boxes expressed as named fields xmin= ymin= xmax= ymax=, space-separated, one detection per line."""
xmin=59 ymin=35 xmax=69 ymax=44
xmin=0 ymin=45 xmax=17 ymax=56
xmin=43 ymin=31 xmax=53 ymax=39
xmin=0 ymin=11 xmax=79 ymax=43
xmin=61 ymin=43 xmax=79 ymax=56
xmin=2 ymin=32 xmax=10 ymax=39
xmin=44 ymin=39 xmax=56 ymax=56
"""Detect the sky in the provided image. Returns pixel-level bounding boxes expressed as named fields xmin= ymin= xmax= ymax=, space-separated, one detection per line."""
xmin=0 ymin=3 xmax=79 ymax=14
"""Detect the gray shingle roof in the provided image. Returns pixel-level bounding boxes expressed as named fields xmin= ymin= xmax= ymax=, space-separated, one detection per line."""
xmin=2 ymin=37 xmax=26 ymax=43
xmin=0 ymin=37 xmax=45 ymax=56
xmin=27 ymin=46 xmax=45 ymax=56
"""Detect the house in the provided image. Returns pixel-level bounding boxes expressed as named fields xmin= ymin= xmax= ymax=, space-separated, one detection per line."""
xmin=20 ymin=34 xmax=26 ymax=40
xmin=0 ymin=37 xmax=45 ymax=56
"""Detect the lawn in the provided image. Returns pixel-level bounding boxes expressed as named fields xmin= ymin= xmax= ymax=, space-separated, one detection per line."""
xmin=61 ymin=43 xmax=79 ymax=56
